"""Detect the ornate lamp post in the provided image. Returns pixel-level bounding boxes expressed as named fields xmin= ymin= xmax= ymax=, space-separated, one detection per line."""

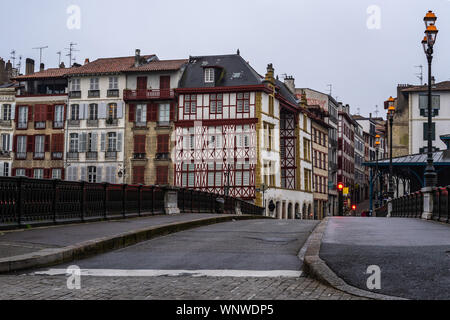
xmin=375 ymin=134 xmax=381 ymax=207
xmin=387 ymin=97 xmax=395 ymax=199
xmin=422 ymin=10 xmax=438 ymax=188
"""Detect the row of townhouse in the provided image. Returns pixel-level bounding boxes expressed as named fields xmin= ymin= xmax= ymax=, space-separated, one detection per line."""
xmin=0 ymin=50 xmax=388 ymax=219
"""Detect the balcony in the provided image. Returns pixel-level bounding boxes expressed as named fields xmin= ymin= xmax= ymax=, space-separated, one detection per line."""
xmin=88 ymin=90 xmax=100 ymax=98
xmin=35 ymin=121 xmax=46 ymax=129
xmin=105 ymin=151 xmax=117 ymax=160
xmin=68 ymin=120 xmax=80 ymax=127
xmin=107 ymin=89 xmax=119 ymax=97
xmin=17 ymin=122 xmax=28 ymax=130
xmin=155 ymin=153 xmax=170 ymax=161
xmin=33 ymin=152 xmax=45 ymax=160
xmin=133 ymin=153 xmax=147 ymax=160
xmin=0 ymin=150 xmax=11 ymax=159
xmin=0 ymin=120 xmax=12 ymax=127
xmin=52 ymin=152 xmax=63 ymax=160
xmin=86 ymin=151 xmax=98 ymax=160
xmin=16 ymin=152 xmax=27 ymax=160
xmin=69 ymin=91 xmax=81 ymax=98
xmin=53 ymin=121 xmax=64 ymax=129
xmin=67 ymin=152 xmax=79 ymax=160
xmin=123 ymin=89 xmax=174 ymax=101
xmin=106 ymin=118 xmax=118 ymax=126
xmin=87 ymin=119 xmax=99 ymax=127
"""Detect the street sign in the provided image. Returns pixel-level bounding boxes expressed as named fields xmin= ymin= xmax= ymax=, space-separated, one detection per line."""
xmin=343 ymin=187 xmax=349 ymax=195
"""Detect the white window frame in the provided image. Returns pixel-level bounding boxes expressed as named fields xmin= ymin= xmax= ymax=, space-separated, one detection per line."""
xmin=71 ymin=104 xmax=79 ymax=120
xmin=71 ymin=79 xmax=81 ymax=91
xmin=109 ymin=77 xmax=118 ymax=89
xmin=136 ymin=104 xmax=147 ymax=124
xmin=17 ymin=136 xmax=27 ymax=153
xmin=16 ymin=168 xmax=26 ymax=177
xmin=69 ymin=133 xmax=79 ymax=152
xmin=204 ymin=68 xmax=214 ymax=83
xmin=88 ymin=166 xmax=97 ymax=183
xmin=2 ymin=104 xmax=11 ymax=120
xmin=52 ymin=169 xmax=62 ymax=180
xmin=107 ymin=132 xmax=117 ymax=152
xmin=34 ymin=169 xmax=44 ymax=179
xmin=158 ymin=103 xmax=170 ymax=123
xmin=90 ymin=78 xmax=99 ymax=90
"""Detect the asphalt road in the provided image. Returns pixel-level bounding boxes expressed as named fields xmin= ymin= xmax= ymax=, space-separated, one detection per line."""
xmin=320 ymin=217 xmax=450 ymax=300
xmin=36 ymin=219 xmax=319 ymax=272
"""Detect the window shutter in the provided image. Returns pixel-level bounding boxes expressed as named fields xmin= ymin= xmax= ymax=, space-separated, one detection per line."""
xmin=44 ymin=169 xmax=51 ymax=179
xmin=12 ymin=168 xmax=16 ymax=177
xmin=148 ymin=103 xmax=157 ymax=122
xmin=46 ymin=105 xmax=53 ymax=121
xmin=63 ymin=104 xmax=67 ymax=121
xmin=129 ymin=104 xmax=136 ymax=122
xmin=10 ymin=103 xmax=15 ymax=120
xmin=92 ymin=132 xmax=98 ymax=152
xmin=13 ymin=135 xmax=17 ymax=152
xmin=81 ymin=133 xmax=88 ymax=152
xmin=97 ymin=166 xmax=103 ymax=183
xmin=99 ymin=102 xmax=107 ymax=119
xmin=45 ymin=135 xmax=50 ymax=152
xmin=170 ymin=102 xmax=176 ymax=121
xmin=27 ymin=135 xmax=34 ymax=152
xmin=15 ymin=105 xmax=19 ymax=124
xmin=117 ymin=102 xmax=123 ymax=119
xmin=26 ymin=168 xmax=32 ymax=178
xmin=80 ymin=167 xmax=87 ymax=182
xmin=117 ymin=132 xmax=122 ymax=152
xmin=100 ymin=133 xmax=106 ymax=152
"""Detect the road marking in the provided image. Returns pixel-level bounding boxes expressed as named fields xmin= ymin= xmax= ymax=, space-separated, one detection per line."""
xmin=33 ymin=269 xmax=303 ymax=278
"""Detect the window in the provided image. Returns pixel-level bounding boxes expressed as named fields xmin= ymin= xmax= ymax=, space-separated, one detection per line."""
xmin=423 ymin=122 xmax=436 ymax=141
xmin=237 ymin=92 xmax=250 ymax=113
xmin=157 ymin=135 xmax=169 ymax=154
xmin=304 ymin=169 xmax=312 ymax=192
xmin=34 ymin=169 xmax=43 ymax=179
xmin=108 ymin=103 xmax=117 ymax=120
xmin=16 ymin=136 xmax=27 ymax=159
xmin=52 ymin=169 xmax=62 ymax=180
xmin=136 ymin=104 xmax=147 ymax=125
xmin=71 ymin=104 xmax=79 ymax=120
xmin=303 ymin=114 xmax=308 ymax=132
xmin=2 ymin=104 xmax=11 ymax=120
xmin=54 ymin=105 xmax=64 ymax=128
xmin=90 ymin=78 xmax=99 ymax=90
xmin=181 ymin=163 xmax=196 ymax=188
xmin=133 ymin=166 xmax=145 ymax=185
xmin=34 ymin=135 xmax=45 ymax=159
xmin=210 ymin=94 xmax=223 ymax=114
xmin=2 ymin=163 xmax=9 ymax=177
xmin=134 ymin=135 xmax=146 ymax=156
xmin=204 ymin=68 xmax=214 ymax=83
xmin=158 ymin=103 xmax=170 ymax=123
xmin=69 ymin=133 xmax=79 ymax=152
xmin=269 ymin=96 xmax=274 ymax=116
xmin=88 ymin=166 xmax=97 ymax=183
xmin=51 ymin=134 xmax=64 ymax=159
xmin=15 ymin=168 xmax=26 ymax=177
xmin=184 ymin=95 xmax=197 ymax=114
xmin=89 ymin=104 xmax=98 ymax=120
xmin=303 ymin=138 xmax=311 ymax=161
xmin=419 ymin=94 xmax=440 ymax=117
xmin=18 ymin=106 xmax=28 ymax=129
xmin=1 ymin=134 xmax=10 ymax=152
xmin=107 ymin=132 xmax=117 ymax=152
xmin=109 ymin=77 xmax=118 ymax=89
xmin=71 ymin=79 xmax=80 ymax=91
xmin=156 ymin=166 xmax=169 ymax=185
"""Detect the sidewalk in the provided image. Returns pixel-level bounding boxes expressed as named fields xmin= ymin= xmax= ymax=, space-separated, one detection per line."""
xmin=317 ymin=217 xmax=450 ymax=300
xmin=0 ymin=213 xmax=267 ymax=274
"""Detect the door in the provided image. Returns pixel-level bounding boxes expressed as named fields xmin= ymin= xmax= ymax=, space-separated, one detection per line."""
xmin=137 ymin=77 xmax=148 ymax=98
xmin=160 ymin=76 xmax=171 ymax=98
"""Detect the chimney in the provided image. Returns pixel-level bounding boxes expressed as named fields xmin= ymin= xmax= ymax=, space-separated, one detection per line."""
xmin=431 ymin=76 xmax=436 ymax=85
xmin=40 ymin=63 xmax=45 ymax=72
xmin=264 ymin=63 xmax=275 ymax=85
xmin=84 ymin=58 xmax=90 ymax=65
xmin=59 ymin=62 xmax=66 ymax=69
xmin=369 ymin=113 xmax=372 ymax=119
xmin=135 ymin=49 xmax=141 ymax=67
xmin=25 ymin=58 xmax=35 ymax=75
xmin=284 ymin=76 xmax=295 ymax=94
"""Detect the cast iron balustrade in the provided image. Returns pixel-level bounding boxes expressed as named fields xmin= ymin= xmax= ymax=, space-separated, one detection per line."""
xmin=69 ymin=91 xmax=81 ymax=98
xmin=0 ymin=120 xmax=12 ymax=127
xmin=52 ymin=152 xmax=63 ymax=160
xmin=123 ymin=89 xmax=174 ymax=101
xmin=0 ymin=177 xmax=265 ymax=229
xmin=17 ymin=122 xmax=27 ymax=129
xmin=67 ymin=152 xmax=79 ymax=160
xmin=68 ymin=120 xmax=80 ymax=127
xmin=133 ymin=153 xmax=146 ymax=160
xmin=87 ymin=119 xmax=99 ymax=127
xmin=88 ymin=90 xmax=100 ymax=98
xmin=53 ymin=121 xmax=64 ymax=129
xmin=107 ymin=89 xmax=119 ymax=97
xmin=15 ymin=152 xmax=27 ymax=160
xmin=106 ymin=118 xmax=118 ymax=126
xmin=33 ymin=152 xmax=45 ymax=160
xmin=105 ymin=151 xmax=117 ymax=160
xmin=86 ymin=151 xmax=98 ymax=160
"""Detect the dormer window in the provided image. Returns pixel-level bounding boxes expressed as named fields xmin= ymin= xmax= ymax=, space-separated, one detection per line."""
xmin=204 ymin=68 xmax=215 ymax=83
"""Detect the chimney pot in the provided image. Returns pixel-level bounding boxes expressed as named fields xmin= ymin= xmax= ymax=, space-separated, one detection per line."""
xmin=84 ymin=58 xmax=90 ymax=65
xmin=25 ymin=58 xmax=35 ymax=75
xmin=135 ymin=49 xmax=141 ymax=67
xmin=40 ymin=63 xmax=45 ymax=72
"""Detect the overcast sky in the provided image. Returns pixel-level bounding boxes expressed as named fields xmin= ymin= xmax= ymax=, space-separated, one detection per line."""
xmin=1 ymin=0 xmax=449 ymax=117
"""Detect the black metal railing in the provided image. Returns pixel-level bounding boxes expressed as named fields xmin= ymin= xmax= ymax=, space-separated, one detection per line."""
xmin=391 ymin=190 xmax=427 ymax=220
xmin=0 ymin=177 xmax=264 ymax=228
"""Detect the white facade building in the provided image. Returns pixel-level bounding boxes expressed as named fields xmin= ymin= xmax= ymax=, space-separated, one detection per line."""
xmin=0 ymin=85 xmax=15 ymax=177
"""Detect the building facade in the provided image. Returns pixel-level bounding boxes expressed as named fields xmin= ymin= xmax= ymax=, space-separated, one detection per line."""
xmin=0 ymin=84 xmax=16 ymax=176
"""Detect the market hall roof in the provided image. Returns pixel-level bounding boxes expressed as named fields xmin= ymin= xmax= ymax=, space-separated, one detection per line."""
xmin=363 ymin=150 xmax=450 ymax=167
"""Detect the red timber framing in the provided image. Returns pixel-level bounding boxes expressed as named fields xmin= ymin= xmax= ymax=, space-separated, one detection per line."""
xmin=280 ymin=108 xmax=297 ymax=190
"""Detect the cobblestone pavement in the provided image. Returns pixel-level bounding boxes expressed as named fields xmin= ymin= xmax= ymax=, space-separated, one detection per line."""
xmin=0 ymin=274 xmax=368 ymax=300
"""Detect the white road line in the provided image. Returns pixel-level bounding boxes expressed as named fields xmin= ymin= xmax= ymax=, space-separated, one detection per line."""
xmin=33 ymin=269 xmax=303 ymax=278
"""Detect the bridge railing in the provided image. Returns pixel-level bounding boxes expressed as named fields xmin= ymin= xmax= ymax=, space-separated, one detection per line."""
xmin=0 ymin=177 xmax=264 ymax=229
xmin=390 ymin=187 xmax=449 ymax=223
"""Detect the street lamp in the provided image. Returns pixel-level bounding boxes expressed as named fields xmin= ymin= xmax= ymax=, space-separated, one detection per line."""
xmin=387 ymin=97 xmax=395 ymax=199
xmin=375 ymin=135 xmax=381 ymax=207
xmin=422 ymin=10 xmax=438 ymax=188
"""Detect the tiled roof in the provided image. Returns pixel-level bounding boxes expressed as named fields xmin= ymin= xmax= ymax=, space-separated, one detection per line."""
xmin=401 ymin=81 xmax=450 ymax=92
xmin=125 ymin=59 xmax=188 ymax=72
xmin=13 ymin=68 xmax=72 ymax=80
xmin=68 ymin=55 xmax=156 ymax=76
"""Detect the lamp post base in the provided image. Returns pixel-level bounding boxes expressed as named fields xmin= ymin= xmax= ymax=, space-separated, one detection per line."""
xmin=421 ymin=186 xmax=434 ymax=220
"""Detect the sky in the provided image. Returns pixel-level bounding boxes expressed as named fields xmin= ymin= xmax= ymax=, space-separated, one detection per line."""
xmin=1 ymin=0 xmax=449 ymax=118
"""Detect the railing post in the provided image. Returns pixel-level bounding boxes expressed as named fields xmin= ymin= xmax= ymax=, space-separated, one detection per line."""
xmin=103 ymin=183 xmax=108 ymax=219
xmin=16 ymin=177 xmax=24 ymax=227
xmin=80 ymin=181 xmax=86 ymax=222
xmin=52 ymin=179 xmax=58 ymax=224
xmin=151 ymin=186 xmax=155 ymax=215
xmin=122 ymin=184 xmax=127 ymax=218
xmin=421 ymin=187 xmax=434 ymax=220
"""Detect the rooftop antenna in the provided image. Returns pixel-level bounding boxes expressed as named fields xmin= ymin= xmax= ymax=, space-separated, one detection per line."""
xmin=32 ymin=46 xmax=49 ymax=65
xmin=415 ymin=65 xmax=424 ymax=85
xmin=281 ymin=73 xmax=288 ymax=80
xmin=374 ymin=105 xmax=379 ymax=118
xmin=327 ymin=84 xmax=332 ymax=96
xmin=65 ymin=42 xmax=79 ymax=67
xmin=17 ymin=55 xmax=22 ymax=74
xmin=10 ymin=50 xmax=16 ymax=68
xmin=57 ymin=51 xmax=62 ymax=66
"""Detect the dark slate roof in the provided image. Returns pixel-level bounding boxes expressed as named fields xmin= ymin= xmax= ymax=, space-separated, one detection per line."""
xmin=364 ymin=150 xmax=450 ymax=166
xmin=401 ymin=81 xmax=450 ymax=93
xmin=275 ymin=78 xmax=299 ymax=107
xmin=179 ymin=54 xmax=263 ymax=88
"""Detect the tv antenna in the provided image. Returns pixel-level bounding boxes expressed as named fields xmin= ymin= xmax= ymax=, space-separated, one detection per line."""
xmin=374 ymin=105 xmax=379 ymax=118
xmin=10 ymin=50 xmax=16 ymax=67
xmin=57 ymin=51 xmax=62 ymax=66
xmin=327 ymin=84 xmax=332 ymax=96
xmin=32 ymin=46 xmax=49 ymax=65
xmin=415 ymin=65 xmax=424 ymax=85
xmin=65 ymin=42 xmax=79 ymax=67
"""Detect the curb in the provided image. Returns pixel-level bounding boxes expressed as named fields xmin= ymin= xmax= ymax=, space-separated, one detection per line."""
xmin=302 ymin=217 xmax=407 ymax=300
xmin=0 ymin=214 xmax=271 ymax=274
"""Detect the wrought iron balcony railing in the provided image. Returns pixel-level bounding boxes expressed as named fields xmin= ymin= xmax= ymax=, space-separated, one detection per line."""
xmin=123 ymin=89 xmax=174 ymax=101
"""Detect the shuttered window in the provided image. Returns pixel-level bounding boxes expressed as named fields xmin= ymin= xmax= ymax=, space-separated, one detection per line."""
xmin=134 ymin=135 xmax=146 ymax=154
xmin=133 ymin=166 xmax=145 ymax=185
xmin=156 ymin=166 xmax=168 ymax=185
xmin=157 ymin=135 xmax=169 ymax=153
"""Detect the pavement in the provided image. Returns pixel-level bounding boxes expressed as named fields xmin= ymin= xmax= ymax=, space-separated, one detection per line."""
xmin=319 ymin=217 xmax=450 ymax=300
xmin=0 ymin=218 xmax=368 ymax=300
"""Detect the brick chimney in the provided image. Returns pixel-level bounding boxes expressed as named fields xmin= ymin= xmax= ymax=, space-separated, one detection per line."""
xmin=264 ymin=64 xmax=275 ymax=85
xmin=25 ymin=58 xmax=35 ymax=75
xmin=135 ymin=49 xmax=141 ymax=67
xmin=84 ymin=58 xmax=90 ymax=65
xmin=284 ymin=76 xmax=295 ymax=94
xmin=40 ymin=63 xmax=45 ymax=72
